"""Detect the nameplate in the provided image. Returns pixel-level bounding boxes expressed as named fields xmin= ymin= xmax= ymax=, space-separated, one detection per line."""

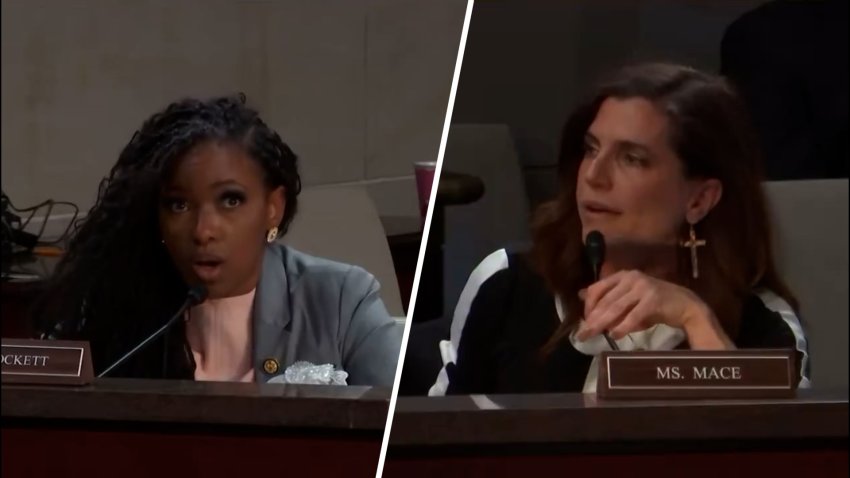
xmin=1 ymin=339 xmax=94 ymax=386
xmin=597 ymin=349 xmax=797 ymax=399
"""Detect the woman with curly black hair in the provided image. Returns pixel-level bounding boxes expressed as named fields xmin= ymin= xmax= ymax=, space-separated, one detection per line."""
xmin=33 ymin=94 xmax=401 ymax=386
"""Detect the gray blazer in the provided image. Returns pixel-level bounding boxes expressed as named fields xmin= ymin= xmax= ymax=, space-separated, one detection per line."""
xmin=251 ymin=244 xmax=402 ymax=387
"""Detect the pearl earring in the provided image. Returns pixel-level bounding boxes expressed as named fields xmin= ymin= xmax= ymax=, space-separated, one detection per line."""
xmin=266 ymin=227 xmax=279 ymax=243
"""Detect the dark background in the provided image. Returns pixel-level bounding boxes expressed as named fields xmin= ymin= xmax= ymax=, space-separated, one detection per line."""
xmin=452 ymin=0 xmax=847 ymax=207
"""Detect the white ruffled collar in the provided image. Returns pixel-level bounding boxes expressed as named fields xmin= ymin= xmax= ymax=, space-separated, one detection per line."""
xmin=554 ymin=295 xmax=686 ymax=392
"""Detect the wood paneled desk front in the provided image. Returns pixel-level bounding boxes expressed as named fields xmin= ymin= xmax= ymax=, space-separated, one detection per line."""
xmin=385 ymin=389 xmax=848 ymax=477
xmin=2 ymin=379 xmax=390 ymax=477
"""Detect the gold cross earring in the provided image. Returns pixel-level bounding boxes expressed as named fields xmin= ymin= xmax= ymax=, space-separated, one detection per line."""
xmin=680 ymin=223 xmax=706 ymax=279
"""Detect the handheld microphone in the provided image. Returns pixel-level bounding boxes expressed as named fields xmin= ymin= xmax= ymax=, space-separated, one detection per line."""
xmin=97 ymin=285 xmax=208 ymax=378
xmin=584 ymin=231 xmax=619 ymax=351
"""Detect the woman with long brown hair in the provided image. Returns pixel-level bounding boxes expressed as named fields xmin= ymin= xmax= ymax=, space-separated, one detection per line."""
xmin=429 ymin=63 xmax=809 ymax=395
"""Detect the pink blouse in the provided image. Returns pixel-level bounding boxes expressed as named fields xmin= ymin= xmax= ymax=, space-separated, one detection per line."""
xmin=184 ymin=288 xmax=256 ymax=382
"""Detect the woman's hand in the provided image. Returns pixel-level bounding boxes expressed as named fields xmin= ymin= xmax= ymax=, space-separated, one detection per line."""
xmin=575 ymin=270 xmax=734 ymax=350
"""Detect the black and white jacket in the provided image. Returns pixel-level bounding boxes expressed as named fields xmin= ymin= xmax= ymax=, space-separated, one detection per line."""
xmin=430 ymin=249 xmax=810 ymax=395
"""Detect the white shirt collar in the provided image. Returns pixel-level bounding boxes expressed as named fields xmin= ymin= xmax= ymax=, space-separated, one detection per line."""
xmin=554 ymin=294 xmax=686 ymax=393
xmin=554 ymin=294 xmax=685 ymax=353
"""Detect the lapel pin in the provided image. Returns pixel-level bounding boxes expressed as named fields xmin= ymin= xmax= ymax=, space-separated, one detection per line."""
xmin=263 ymin=358 xmax=280 ymax=375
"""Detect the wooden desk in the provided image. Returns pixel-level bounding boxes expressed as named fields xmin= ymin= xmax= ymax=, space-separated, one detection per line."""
xmin=384 ymin=389 xmax=849 ymax=477
xmin=2 ymin=379 xmax=390 ymax=477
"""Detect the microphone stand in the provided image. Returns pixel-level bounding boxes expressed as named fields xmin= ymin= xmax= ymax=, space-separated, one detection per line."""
xmin=586 ymin=230 xmax=620 ymax=351
xmin=591 ymin=260 xmax=620 ymax=351
xmin=97 ymin=286 xmax=207 ymax=378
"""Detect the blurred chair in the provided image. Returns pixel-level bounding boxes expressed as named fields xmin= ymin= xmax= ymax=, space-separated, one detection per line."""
xmin=764 ymin=179 xmax=849 ymax=389
xmin=401 ymin=124 xmax=531 ymax=395
xmin=414 ymin=171 xmax=484 ymax=322
xmin=442 ymin=124 xmax=532 ymax=320
xmin=282 ymin=185 xmax=405 ymax=318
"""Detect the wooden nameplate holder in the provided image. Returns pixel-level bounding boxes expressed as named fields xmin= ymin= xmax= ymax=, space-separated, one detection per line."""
xmin=597 ymin=348 xmax=797 ymax=399
xmin=1 ymin=338 xmax=94 ymax=386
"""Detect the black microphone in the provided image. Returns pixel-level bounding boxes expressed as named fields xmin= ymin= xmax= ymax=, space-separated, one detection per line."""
xmin=584 ymin=231 xmax=619 ymax=351
xmin=97 ymin=285 xmax=208 ymax=378
xmin=585 ymin=230 xmax=605 ymax=281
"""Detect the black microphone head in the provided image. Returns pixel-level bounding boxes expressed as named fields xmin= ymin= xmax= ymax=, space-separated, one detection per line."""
xmin=585 ymin=230 xmax=606 ymax=266
xmin=187 ymin=285 xmax=208 ymax=306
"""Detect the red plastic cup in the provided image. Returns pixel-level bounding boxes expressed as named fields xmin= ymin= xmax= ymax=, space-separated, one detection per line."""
xmin=414 ymin=161 xmax=437 ymax=224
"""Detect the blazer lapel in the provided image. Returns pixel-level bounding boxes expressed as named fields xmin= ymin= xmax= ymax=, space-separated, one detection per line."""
xmin=252 ymin=244 xmax=291 ymax=382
